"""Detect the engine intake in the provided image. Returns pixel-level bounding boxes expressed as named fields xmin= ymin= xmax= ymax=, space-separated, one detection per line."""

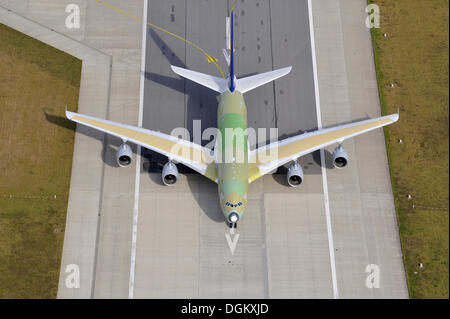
xmin=117 ymin=143 xmax=133 ymax=167
xmin=287 ymin=161 xmax=304 ymax=187
xmin=332 ymin=144 xmax=348 ymax=168
xmin=162 ymin=161 xmax=178 ymax=186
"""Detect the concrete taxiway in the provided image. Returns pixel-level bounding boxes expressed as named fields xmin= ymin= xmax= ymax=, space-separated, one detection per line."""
xmin=0 ymin=0 xmax=408 ymax=298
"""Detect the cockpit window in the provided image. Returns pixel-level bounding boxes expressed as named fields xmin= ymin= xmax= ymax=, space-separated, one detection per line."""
xmin=225 ymin=201 xmax=243 ymax=208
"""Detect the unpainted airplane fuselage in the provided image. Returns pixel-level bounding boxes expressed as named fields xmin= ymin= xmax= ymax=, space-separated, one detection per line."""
xmin=217 ymin=90 xmax=249 ymax=225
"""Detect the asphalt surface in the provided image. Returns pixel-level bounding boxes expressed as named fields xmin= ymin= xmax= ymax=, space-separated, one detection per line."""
xmin=135 ymin=0 xmax=331 ymax=298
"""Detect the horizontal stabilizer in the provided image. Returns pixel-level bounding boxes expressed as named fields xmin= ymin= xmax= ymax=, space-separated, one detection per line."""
xmin=236 ymin=66 xmax=292 ymax=93
xmin=171 ymin=65 xmax=228 ymax=93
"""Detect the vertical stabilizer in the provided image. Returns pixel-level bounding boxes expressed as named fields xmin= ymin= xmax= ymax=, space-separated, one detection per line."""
xmin=229 ymin=11 xmax=235 ymax=92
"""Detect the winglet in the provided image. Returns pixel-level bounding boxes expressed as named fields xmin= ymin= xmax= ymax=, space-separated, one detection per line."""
xmin=390 ymin=113 xmax=399 ymax=122
xmin=65 ymin=109 xmax=75 ymax=120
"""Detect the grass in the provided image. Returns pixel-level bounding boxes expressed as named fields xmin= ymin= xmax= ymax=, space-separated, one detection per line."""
xmin=0 ymin=23 xmax=81 ymax=298
xmin=368 ymin=0 xmax=449 ymax=298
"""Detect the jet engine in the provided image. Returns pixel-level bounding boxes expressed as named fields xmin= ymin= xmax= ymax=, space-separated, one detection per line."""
xmin=116 ymin=143 xmax=133 ymax=167
xmin=287 ymin=161 xmax=304 ymax=187
xmin=162 ymin=161 xmax=178 ymax=186
xmin=332 ymin=144 xmax=348 ymax=168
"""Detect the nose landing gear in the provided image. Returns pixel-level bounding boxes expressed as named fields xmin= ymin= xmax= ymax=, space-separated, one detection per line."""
xmin=228 ymin=222 xmax=237 ymax=229
xmin=227 ymin=212 xmax=239 ymax=229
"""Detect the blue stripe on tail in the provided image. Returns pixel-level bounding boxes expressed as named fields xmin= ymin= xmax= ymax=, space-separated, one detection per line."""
xmin=229 ymin=12 xmax=235 ymax=92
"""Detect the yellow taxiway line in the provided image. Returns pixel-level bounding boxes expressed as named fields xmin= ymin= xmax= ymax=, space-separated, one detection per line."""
xmin=95 ymin=0 xmax=226 ymax=79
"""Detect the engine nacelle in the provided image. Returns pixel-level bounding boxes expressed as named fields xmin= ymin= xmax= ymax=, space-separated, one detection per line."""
xmin=116 ymin=143 xmax=133 ymax=167
xmin=332 ymin=144 xmax=348 ymax=168
xmin=287 ymin=162 xmax=304 ymax=187
xmin=162 ymin=161 xmax=178 ymax=186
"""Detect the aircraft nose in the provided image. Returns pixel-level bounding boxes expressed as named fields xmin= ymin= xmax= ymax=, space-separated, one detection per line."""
xmin=228 ymin=212 xmax=239 ymax=223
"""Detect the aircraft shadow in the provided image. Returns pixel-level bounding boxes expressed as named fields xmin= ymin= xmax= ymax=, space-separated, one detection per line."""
xmin=143 ymin=30 xmax=223 ymax=223
xmin=43 ymin=110 xmax=136 ymax=168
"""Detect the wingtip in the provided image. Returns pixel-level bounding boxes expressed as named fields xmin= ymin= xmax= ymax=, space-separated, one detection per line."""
xmin=388 ymin=113 xmax=399 ymax=122
xmin=171 ymin=65 xmax=185 ymax=77
xmin=65 ymin=109 xmax=74 ymax=120
xmin=282 ymin=66 xmax=293 ymax=75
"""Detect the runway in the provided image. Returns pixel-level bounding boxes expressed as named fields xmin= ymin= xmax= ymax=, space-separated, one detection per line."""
xmin=134 ymin=0 xmax=331 ymax=298
xmin=0 ymin=0 xmax=408 ymax=299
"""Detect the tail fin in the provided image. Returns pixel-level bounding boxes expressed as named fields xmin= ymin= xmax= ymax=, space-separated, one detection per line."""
xmin=229 ymin=11 xmax=235 ymax=92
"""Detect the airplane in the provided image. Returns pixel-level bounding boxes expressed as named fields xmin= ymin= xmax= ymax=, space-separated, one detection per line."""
xmin=65 ymin=10 xmax=398 ymax=228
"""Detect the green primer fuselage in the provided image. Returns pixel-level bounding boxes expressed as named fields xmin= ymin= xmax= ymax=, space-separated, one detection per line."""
xmin=217 ymin=90 xmax=249 ymax=223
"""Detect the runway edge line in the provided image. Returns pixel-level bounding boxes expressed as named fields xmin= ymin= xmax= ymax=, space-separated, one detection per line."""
xmin=128 ymin=0 xmax=148 ymax=299
xmin=307 ymin=0 xmax=339 ymax=299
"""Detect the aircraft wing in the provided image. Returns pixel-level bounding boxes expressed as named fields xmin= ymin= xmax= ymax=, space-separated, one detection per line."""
xmin=248 ymin=114 xmax=399 ymax=183
xmin=66 ymin=111 xmax=218 ymax=183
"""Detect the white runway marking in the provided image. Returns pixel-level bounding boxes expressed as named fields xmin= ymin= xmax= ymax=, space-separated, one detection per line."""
xmin=128 ymin=0 xmax=148 ymax=299
xmin=307 ymin=0 xmax=339 ymax=299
